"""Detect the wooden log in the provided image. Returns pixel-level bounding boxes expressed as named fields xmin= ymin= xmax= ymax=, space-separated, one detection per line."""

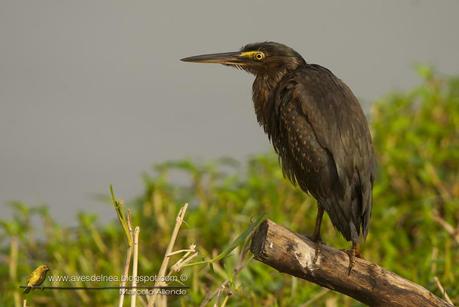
xmin=250 ymin=219 xmax=453 ymax=307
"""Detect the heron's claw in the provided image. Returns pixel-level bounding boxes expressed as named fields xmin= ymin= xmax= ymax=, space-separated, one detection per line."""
xmin=313 ymin=240 xmax=323 ymax=264
xmin=343 ymin=242 xmax=361 ymax=275
xmin=306 ymin=234 xmax=323 ymax=264
xmin=346 ymin=249 xmax=355 ymax=275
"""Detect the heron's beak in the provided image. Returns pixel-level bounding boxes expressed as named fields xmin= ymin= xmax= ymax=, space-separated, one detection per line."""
xmin=181 ymin=52 xmax=247 ymax=65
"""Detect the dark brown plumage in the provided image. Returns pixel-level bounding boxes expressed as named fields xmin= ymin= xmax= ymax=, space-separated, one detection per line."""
xmin=182 ymin=42 xmax=376 ymax=271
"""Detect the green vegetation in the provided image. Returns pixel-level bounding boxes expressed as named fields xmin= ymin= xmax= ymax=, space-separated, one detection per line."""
xmin=1 ymin=68 xmax=458 ymax=306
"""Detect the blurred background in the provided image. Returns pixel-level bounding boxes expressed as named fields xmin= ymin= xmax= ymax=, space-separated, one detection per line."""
xmin=1 ymin=0 xmax=459 ymax=224
xmin=0 ymin=0 xmax=459 ymax=223
xmin=2 ymin=1 xmax=459 ymax=306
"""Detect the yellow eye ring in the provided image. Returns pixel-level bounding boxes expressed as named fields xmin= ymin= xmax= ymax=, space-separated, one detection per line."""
xmin=255 ymin=52 xmax=265 ymax=61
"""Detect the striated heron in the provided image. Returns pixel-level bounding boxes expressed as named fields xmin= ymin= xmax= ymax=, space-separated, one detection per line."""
xmin=181 ymin=42 xmax=376 ymax=272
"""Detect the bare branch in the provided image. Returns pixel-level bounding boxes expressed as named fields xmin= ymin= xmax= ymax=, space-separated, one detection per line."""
xmin=432 ymin=212 xmax=459 ymax=244
xmin=250 ymin=219 xmax=453 ymax=307
xmin=119 ymin=211 xmax=134 ymax=307
xmin=147 ymin=203 xmax=188 ymax=307
xmin=131 ymin=227 xmax=140 ymax=307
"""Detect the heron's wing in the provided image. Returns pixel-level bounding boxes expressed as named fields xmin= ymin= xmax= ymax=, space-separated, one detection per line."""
xmin=275 ymin=66 xmax=375 ymax=240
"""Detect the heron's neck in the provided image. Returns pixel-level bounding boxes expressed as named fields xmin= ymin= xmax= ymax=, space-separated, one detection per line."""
xmin=252 ymin=69 xmax=288 ymax=130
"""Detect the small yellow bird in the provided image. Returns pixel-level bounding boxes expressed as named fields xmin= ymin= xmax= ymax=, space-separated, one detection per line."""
xmin=24 ymin=264 xmax=50 ymax=294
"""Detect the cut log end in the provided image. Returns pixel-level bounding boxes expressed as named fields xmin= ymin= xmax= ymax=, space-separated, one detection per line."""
xmin=250 ymin=220 xmax=269 ymax=257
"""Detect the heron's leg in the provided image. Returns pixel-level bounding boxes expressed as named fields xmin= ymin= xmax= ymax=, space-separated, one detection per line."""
xmin=346 ymin=241 xmax=361 ymax=275
xmin=311 ymin=206 xmax=324 ymax=242
xmin=311 ymin=206 xmax=324 ymax=263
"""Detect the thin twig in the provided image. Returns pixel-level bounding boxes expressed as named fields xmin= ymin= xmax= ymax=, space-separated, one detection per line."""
xmin=200 ymin=280 xmax=230 ymax=307
xmin=110 ymin=185 xmax=133 ymax=246
xmin=9 ymin=236 xmax=20 ymax=307
xmin=300 ymin=289 xmax=330 ymax=306
xmin=433 ymin=277 xmax=454 ymax=306
xmin=166 ymin=246 xmax=196 ymax=257
xmin=431 ymin=247 xmax=438 ymax=276
xmin=168 ymin=244 xmax=197 ymax=274
xmin=215 ymin=280 xmax=232 ymax=307
xmin=119 ymin=211 xmax=134 ymax=307
xmin=432 ymin=212 xmax=459 ymax=244
xmin=220 ymin=295 xmax=230 ymax=307
xmin=147 ymin=203 xmax=188 ymax=307
xmin=131 ymin=227 xmax=140 ymax=307
xmin=169 ymin=252 xmax=198 ymax=274
xmin=200 ymin=235 xmax=252 ymax=306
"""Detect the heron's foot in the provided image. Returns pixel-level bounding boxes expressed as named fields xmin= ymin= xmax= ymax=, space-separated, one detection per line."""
xmin=313 ymin=240 xmax=323 ymax=264
xmin=345 ymin=249 xmax=355 ymax=275
xmin=306 ymin=234 xmax=323 ymax=264
xmin=343 ymin=243 xmax=361 ymax=275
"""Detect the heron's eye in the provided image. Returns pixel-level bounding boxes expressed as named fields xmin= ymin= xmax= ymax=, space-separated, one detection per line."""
xmin=254 ymin=52 xmax=265 ymax=61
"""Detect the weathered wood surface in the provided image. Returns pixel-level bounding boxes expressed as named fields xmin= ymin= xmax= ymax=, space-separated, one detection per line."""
xmin=250 ymin=219 xmax=453 ymax=307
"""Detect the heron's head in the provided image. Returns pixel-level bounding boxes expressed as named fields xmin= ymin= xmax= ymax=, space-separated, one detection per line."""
xmin=181 ymin=42 xmax=305 ymax=75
